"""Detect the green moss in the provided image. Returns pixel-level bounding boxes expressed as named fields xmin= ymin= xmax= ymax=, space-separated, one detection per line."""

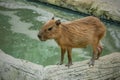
xmin=0 ymin=6 xmax=11 ymax=11
xmin=15 ymin=9 xmax=43 ymax=30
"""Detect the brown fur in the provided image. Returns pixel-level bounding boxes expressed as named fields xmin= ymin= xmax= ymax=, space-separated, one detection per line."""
xmin=38 ymin=16 xmax=106 ymax=67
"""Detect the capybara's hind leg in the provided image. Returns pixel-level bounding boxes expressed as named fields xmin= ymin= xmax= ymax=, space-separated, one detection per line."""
xmin=88 ymin=38 xmax=100 ymax=67
xmin=96 ymin=43 xmax=103 ymax=60
xmin=88 ymin=45 xmax=98 ymax=67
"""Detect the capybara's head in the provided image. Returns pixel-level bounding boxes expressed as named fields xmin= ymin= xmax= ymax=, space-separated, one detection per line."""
xmin=38 ymin=17 xmax=61 ymax=41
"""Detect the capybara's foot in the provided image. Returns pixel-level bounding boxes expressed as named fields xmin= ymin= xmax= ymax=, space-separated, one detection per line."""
xmin=95 ymin=56 xmax=99 ymax=60
xmin=65 ymin=62 xmax=73 ymax=68
xmin=57 ymin=62 xmax=63 ymax=65
xmin=88 ymin=60 xmax=94 ymax=67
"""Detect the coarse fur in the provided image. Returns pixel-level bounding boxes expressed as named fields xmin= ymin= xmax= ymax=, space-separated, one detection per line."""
xmin=38 ymin=16 xmax=106 ymax=67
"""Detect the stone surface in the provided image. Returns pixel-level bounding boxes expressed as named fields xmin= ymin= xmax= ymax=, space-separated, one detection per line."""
xmin=37 ymin=0 xmax=120 ymax=22
xmin=0 ymin=49 xmax=120 ymax=80
xmin=0 ymin=50 xmax=44 ymax=80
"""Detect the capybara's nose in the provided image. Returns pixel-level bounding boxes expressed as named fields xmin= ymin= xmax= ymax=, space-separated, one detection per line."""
xmin=38 ymin=34 xmax=41 ymax=38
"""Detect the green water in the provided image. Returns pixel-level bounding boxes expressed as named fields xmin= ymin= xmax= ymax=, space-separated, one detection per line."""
xmin=0 ymin=0 xmax=120 ymax=66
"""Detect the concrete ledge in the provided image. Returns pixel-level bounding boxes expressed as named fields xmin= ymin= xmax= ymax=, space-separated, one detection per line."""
xmin=0 ymin=49 xmax=120 ymax=80
xmin=36 ymin=0 xmax=120 ymax=22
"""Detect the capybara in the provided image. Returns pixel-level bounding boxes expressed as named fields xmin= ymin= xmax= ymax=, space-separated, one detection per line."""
xmin=38 ymin=16 xmax=106 ymax=67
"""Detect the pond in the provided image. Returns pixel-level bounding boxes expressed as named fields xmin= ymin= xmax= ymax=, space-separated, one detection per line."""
xmin=0 ymin=0 xmax=120 ymax=66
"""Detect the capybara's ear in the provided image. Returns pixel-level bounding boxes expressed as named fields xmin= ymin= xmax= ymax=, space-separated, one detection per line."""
xmin=51 ymin=17 xmax=54 ymax=20
xmin=55 ymin=20 xmax=61 ymax=26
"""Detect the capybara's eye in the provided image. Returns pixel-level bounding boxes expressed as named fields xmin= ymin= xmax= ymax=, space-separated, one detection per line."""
xmin=48 ymin=27 xmax=53 ymax=31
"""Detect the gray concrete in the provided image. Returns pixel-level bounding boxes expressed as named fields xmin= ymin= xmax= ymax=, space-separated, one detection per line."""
xmin=37 ymin=0 xmax=120 ymax=22
xmin=0 ymin=49 xmax=120 ymax=80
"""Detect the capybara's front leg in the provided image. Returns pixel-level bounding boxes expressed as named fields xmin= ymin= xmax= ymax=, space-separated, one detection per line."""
xmin=59 ymin=48 xmax=66 ymax=65
xmin=65 ymin=48 xmax=73 ymax=67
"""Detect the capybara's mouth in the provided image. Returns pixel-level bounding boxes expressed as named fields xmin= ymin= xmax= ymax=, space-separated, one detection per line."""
xmin=40 ymin=39 xmax=46 ymax=41
xmin=38 ymin=34 xmax=46 ymax=41
xmin=38 ymin=37 xmax=46 ymax=41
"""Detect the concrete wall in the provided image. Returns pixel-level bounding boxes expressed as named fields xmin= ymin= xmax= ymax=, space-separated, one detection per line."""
xmin=37 ymin=0 xmax=120 ymax=22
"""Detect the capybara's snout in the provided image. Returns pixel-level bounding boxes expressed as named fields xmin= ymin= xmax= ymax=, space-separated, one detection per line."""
xmin=38 ymin=34 xmax=41 ymax=39
xmin=37 ymin=33 xmax=46 ymax=41
xmin=37 ymin=34 xmax=42 ymax=41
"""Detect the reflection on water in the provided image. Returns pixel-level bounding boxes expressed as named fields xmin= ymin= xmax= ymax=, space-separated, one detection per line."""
xmin=0 ymin=0 xmax=120 ymax=66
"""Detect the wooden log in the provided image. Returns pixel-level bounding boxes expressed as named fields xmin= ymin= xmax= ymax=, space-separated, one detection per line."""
xmin=0 ymin=49 xmax=120 ymax=80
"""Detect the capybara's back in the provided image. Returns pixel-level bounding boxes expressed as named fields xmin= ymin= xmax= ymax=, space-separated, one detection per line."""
xmin=38 ymin=16 xmax=106 ymax=67
xmin=59 ymin=16 xmax=106 ymax=48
